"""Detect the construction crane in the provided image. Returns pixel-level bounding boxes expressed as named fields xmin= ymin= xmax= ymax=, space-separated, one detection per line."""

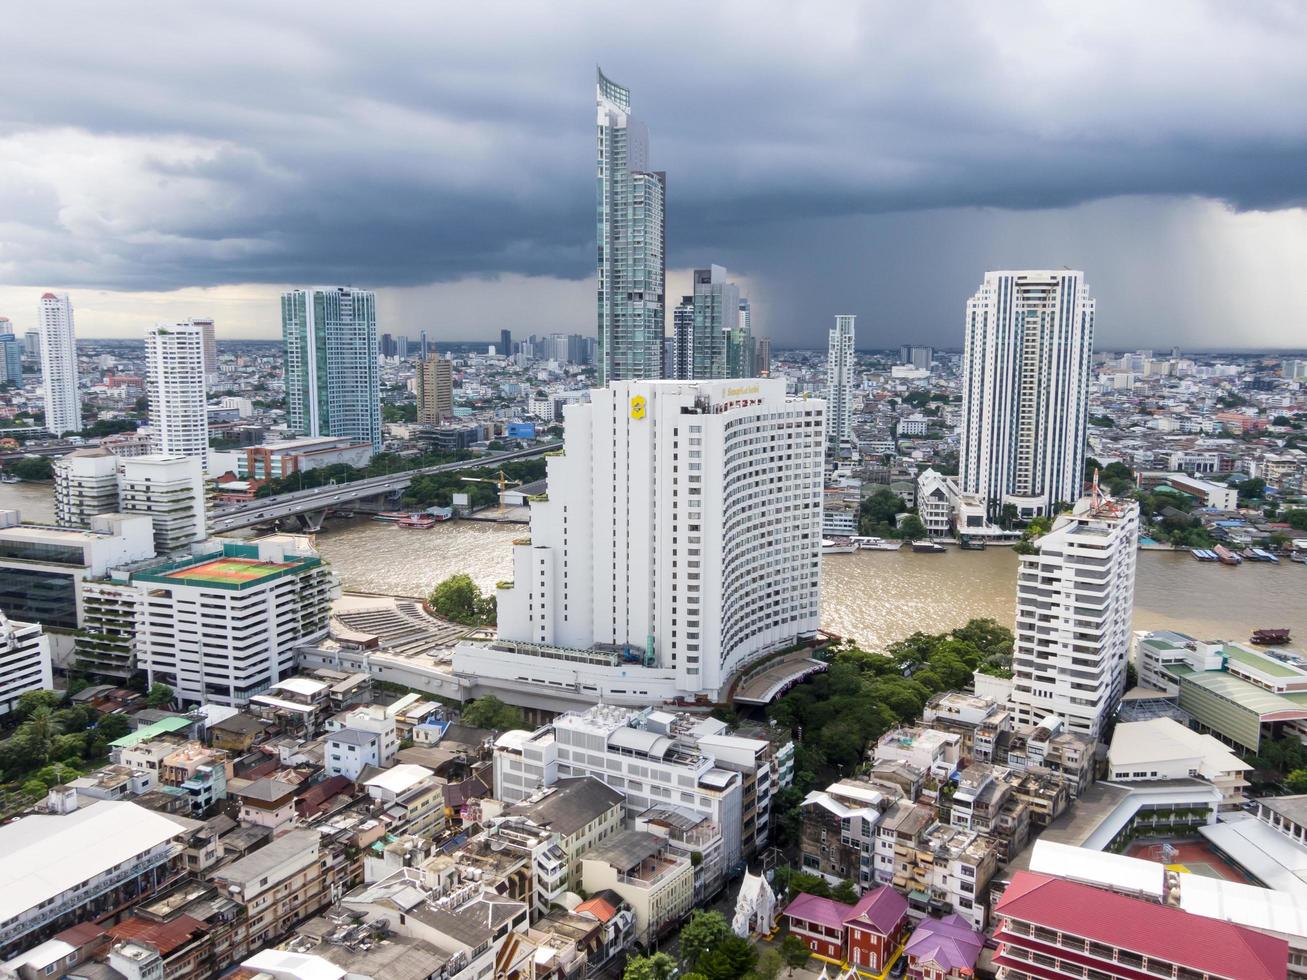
xmin=460 ymin=469 xmax=523 ymax=514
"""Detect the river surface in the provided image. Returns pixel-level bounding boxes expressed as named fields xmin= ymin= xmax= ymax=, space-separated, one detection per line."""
xmin=309 ymin=515 xmax=1307 ymax=650
xmin=3 ymin=480 xmax=1302 ymax=650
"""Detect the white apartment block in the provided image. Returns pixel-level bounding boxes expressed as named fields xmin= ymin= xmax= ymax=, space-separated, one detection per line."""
xmin=493 ymin=704 xmax=747 ymax=867
xmin=826 ymin=315 xmax=856 ymax=452
xmin=118 ymin=454 xmax=206 ymax=554
xmin=0 ymin=612 xmax=52 ymax=717
xmin=37 ymin=292 xmax=81 ymax=436
xmin=144 ymin=322 xmax=210 ymax=471
xmin=960 ymin=271 xmax=1094 ymax=520
xmin=132 ymin=535 xmax=337 ymax=706
xmin=54 ymin=448 xmax=121 ymax=528
xmin=475 ymin=379 xmax=824 ymax=704
xmin=1010 ymin=494 xmax=1139 ymax=742
xmin=916 ymin=468 xmax=959 ymax=538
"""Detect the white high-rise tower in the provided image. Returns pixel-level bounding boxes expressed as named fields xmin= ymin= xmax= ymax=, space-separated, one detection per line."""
xmin=1010 ymin=492 xmax=1138 ymax=742
xmin=37 ymin=292 xmax=80 ymax=436
xmin=459 ymin=379 xmax=826 ymax=705
xmin=960 ymin=271 xmax=1094 ymax=521
xmin=596 ymin=69 xmax=666 ymax=386
xmin=145 ymin=322 xmax=210 ymax=471
xmin=826 ymin=315 xmax=856 ymax=453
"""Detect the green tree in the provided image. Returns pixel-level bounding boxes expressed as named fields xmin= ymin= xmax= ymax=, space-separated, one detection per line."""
xmin=1286 ymin=770 xmax=1307 ymax=794
xmin=9 ymin=456 xmax=54 ymax=481
xmin=624 ymin=952 xmax=678 ymax=980
xmin=96 ymin=713 xmax=132 ymax=741
xmin=1235 ymin=477 xmax=1267 ymax=502
xmin=779 ymin=936 xmax=811 ymax=975
xmin=897 ymin=515 xmax=926 ymax=542
xmin=459 ymin=695 xmax=525 ymax=731
xmin=858 ymin=488 xmax=905 ymax=537
xmin=697 ymin=935 xmax=757 ymax=980
xmin=756 ymin=949 xmax=784 ymax=980
xmin=14 ymin=689 xmax=62 ymax=719
xmin=429 ymin=573 xmax=496 ymax=626
xmin=146 ymin=683 xmax=174 ymax=708
xmin=681 ymin=910 xmax=732 ymax=970
xmin=999 ymin=503 xmax=1020 ymax=529
xmin=831 ymin=879 xmax=859 ymax=904
xmin=1283 ymin=509 xmax=1307 ymax=531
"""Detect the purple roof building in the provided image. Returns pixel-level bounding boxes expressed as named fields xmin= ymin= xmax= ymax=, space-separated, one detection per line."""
xmin=903 ymin=913 xmax=983 ymax=978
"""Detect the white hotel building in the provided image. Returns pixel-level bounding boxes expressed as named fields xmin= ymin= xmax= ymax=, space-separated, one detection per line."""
xmin=1010 ymin=494 xmax=1139 ymax=742
xmin=456 ymin=378 xmax=824 ymax=706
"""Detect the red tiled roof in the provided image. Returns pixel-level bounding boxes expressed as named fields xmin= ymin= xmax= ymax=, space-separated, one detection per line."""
xmin=109 ymin=914 xmax=206 ymax=956
xmin=843 ymin=886 xmax=908 ymax=935
xmin=996 ymin=872 xmax=1287 ymax=980
xmin=575 ymin=897 xmax=617 ymax=923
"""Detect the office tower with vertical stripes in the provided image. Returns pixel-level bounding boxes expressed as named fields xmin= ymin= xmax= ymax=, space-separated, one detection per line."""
xmin=38 ymin=292 xmax=80 ymax=436
xmin=826 ymin=315 xmax=856 ymax=453
xmin=960 ymin=270 xmax=1094 ymax=521
xmin=282 ymin=287 xmax=381 ymax=450
xmin=596 ymin=69 xmax=666 ymax=386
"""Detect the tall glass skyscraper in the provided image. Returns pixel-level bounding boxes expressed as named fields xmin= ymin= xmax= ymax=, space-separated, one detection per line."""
xmin=596 ymin=69 xmax=665 ymax=386
xmin=282 ymin=287 xmax=381 ymax=450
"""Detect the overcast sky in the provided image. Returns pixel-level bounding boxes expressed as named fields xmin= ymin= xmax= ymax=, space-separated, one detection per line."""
xmin=2 ymin=1 xmax=1307 ymax=349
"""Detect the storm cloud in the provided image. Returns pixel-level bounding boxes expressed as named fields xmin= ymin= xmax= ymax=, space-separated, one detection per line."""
xmin=2 ymin=1 xmax=1307 ymax=346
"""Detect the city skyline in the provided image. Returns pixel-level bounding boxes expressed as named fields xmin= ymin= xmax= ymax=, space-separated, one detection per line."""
xmin=3 ymin=5 xmax=1307 ymax=347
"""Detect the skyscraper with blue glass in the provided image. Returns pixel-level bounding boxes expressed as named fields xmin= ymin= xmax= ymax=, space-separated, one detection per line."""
xmin=282 ymin=287 xmax=381 ymax=450
xmin=596 ymin=69 xmax=666 ymax=386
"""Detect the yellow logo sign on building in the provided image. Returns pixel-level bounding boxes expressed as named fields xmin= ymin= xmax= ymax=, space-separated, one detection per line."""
xmin=630 ymin=395 xmax=647 ymax=419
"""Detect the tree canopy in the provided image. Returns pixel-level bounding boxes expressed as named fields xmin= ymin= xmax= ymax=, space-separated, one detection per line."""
xmin=429 ymin=574 xmax=496 ymax=626
xmin=459 ymin=695 xmax=525 ymax=732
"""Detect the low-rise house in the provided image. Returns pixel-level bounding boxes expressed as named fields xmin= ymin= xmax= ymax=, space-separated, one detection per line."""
xmin=209 ymin=828 xmax=361 ymax=953
xmin=362 ymin=763 xmax=445 ymax=838
xmin=232 ymin=777 xmax=300 ymax=832
xmin=782 ymin=886 xmax=910 ymax=976
xmin=800 ymin=779 xmax=892 ymax=888
xmin=580 ymin=830 xmax=693 ymax=943
xmin=903 ymin=913 xmax=984 ymax=980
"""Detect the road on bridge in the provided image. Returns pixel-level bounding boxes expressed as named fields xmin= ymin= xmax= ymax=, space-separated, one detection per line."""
xmin=207 ymin=442 xmax=556 ymax=533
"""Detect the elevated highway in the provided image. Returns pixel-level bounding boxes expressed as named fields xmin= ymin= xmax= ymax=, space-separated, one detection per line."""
xmin=208 ymin=443 xmax=554 ymax=533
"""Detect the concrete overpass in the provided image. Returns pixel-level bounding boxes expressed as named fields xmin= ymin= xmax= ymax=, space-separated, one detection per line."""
xmin=208 ymin=443 xmax=555 ymax=533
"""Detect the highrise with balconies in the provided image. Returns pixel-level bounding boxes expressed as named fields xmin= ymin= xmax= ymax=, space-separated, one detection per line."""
xmin=145 ymin=321 xmax=210 ymax=471
xmin=960 ymin=271 xmax=1094 ymax=521
xmin=37 ymin=292 xmax=80 ymax=436
xmin=1010 ymin=493 xmax=1138 ymax=742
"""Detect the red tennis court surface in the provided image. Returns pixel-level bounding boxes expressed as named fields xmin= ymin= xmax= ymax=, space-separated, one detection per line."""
xmin=162 ymin=557 xmax=292 ymax=585
xmin=1125 ymin=839 xmax=1253 ymax=883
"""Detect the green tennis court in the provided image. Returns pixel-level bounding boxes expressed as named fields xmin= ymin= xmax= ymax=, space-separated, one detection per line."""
xmin=162 ymin=557 xmax=293 ymax=585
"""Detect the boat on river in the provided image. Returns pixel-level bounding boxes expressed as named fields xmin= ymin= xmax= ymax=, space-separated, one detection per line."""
xmin=1213 ymin=545 xmax=1242 ymax=566
xmin=1191 ymin=549 xmax=1219 ymax=562
xmin=822 ymin=537 xmax=857 ymax=555
xmin=1251 ymin=628 xmax=1292 ymax=645
xmin=398 ymin=514 xmax=437 ymax=529
xmin=851 ymin=536 xmax=902 ymax=552
xmin=912 ymin=541 xmax=946 ymax=554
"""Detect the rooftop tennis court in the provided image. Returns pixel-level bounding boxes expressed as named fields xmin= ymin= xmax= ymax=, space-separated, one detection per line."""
xmin=162 ymin=556 xmax=296 ymax=586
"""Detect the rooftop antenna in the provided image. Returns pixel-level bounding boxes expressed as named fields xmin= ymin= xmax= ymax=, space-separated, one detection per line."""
xmin=1092 ymin=467 xmax=1101 ymax=509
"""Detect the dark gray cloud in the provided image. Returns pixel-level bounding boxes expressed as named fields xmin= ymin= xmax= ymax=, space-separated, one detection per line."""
xmin=2 ymin=1 xmax=1307 ymax=346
